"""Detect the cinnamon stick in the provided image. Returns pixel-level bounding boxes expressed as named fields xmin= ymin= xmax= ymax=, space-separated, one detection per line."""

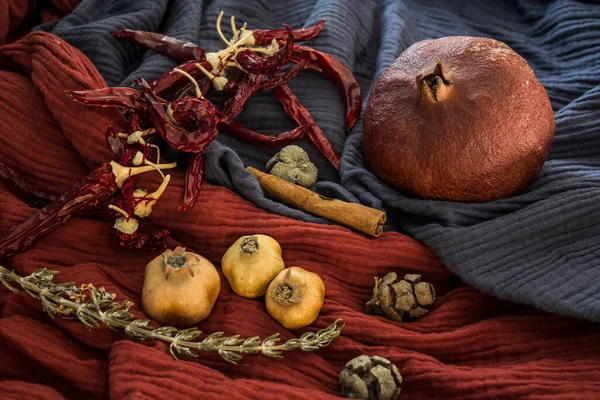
xmin=247 ymin=167 xmax=386 ymax=237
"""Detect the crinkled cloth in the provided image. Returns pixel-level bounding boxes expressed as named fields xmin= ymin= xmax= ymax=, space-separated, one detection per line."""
xmin=1 ymin=1 xmax=600 ymax=399
xmin=2 ymin=30 xmax=600 ymax=400
xmin=39 ymin=0 xmax=600 ymax=321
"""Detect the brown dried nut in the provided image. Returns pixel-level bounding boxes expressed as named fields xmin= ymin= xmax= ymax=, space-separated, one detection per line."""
xmin=365 ymin=272 xmax=436 ymax=321
xmin=339 ymin=355 xmax=402 ymax=400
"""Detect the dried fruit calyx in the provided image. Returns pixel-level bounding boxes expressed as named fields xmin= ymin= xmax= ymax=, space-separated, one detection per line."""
xmin=416 ymin=60 xmax=452 ymax=102
xmin=365 ymin=272 xmax=435 ymax=321
xmin=339 ymin=355 xmax=402 ymax=400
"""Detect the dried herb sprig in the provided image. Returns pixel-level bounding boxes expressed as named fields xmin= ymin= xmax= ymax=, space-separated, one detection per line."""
xmin=0 ymin=265 xmax=344 ymax=364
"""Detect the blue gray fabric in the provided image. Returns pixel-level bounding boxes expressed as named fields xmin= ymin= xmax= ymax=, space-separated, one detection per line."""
xmin=39 ymin=0 xmax=600 ymax=320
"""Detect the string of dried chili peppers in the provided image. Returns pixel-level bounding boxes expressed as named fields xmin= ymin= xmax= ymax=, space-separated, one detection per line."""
xmin=66 ymin=12 xmax=361 ymax=212
xmin=0 ymin=161 xmax=177 ymax=257
xmin=0 ymin=163 xmax=118 ymax=258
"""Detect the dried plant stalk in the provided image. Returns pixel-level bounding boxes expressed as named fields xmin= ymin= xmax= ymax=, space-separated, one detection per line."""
xmin=0 ymin=265 xmax=343 ymax=364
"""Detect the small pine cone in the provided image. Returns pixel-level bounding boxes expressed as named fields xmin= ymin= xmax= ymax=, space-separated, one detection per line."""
xmin=339 ymin=355 xmax=402 ymax=400
xmin=365 ymin=272 xmax=436 ymax=321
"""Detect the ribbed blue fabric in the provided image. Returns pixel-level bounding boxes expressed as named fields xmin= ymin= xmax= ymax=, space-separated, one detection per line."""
xmin=39 ymin=0 xmax=600 ymax=320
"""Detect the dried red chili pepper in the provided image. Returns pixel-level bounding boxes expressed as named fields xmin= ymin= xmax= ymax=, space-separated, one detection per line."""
xmin=0 ymin=163 xmax=118 ymax=259
xmin=0 ymin=160 xmax=58 ymax=204
xmin=112 ymin=19 xmax=324 ymax=61
xmin=251 ymin=19 xmax=324 ymax=46
xmin=66 ymin=14 xmax=362 ymax=213
xmin=66 ymin=86 xmax=145 ymax=109
xmin=291 ymin=45 xmax=361 ymax=131
xmin=68 ymin=81 xmax=220 ymax=153
xmin=274 ymin=84 xmax=340 ymax=169
xmin=222 ymin=73 xmax=263 ymax=119
xmin=181 ymin=153 xmax=205 ymax=212
xmin=105 ymin=126 xmax=126 ymax=160
xmin=137 ymin=80 xmax=219 ymax=210
xmin=149 ymin=60 xmax=213 ymax=97
xmin=115 ymin=228 xmax=170 ymax=251
xmin=235 ymin=25 xmax=294 ymax=75
xmin=67 ymin=82 xmax=318 ymax=209
xmin=113 ymin=29 xmax=206 ymax=62
xmin=0 ymin=161 xmax=177 ymax=258
xmin=219 ymin=117 xmax=309 ymax=148
xmin=173 ymin=77 xmax=211 ymax=100
xmin=258 ymin=60 xmax=307 ymax=92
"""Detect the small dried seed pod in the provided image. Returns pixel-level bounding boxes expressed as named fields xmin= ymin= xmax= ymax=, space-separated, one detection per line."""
xmin=365 ymin=272 xmax=436 ymax=321
xmin=266 ymin=145 xmax=318 ymax=187
xmin=339 ymin=355 xmax=402 ymax=400
xmin=221 ymin=234 xmax=285 ymax=298
xmin=265 ymin=266 xmax=325 ymax=329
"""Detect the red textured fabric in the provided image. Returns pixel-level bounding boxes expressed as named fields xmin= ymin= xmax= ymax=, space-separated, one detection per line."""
xmin=1 ymin=32 xmax=600 ymax=400
xmin=0 ymin=0 xmax=79 ymax=45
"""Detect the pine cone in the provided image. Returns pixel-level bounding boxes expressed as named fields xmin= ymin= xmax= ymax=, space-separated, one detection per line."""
xmin=365 ymin=272 xmax=435 ymax=321
xmin=339 ymin=355 xmax=402 ymax=400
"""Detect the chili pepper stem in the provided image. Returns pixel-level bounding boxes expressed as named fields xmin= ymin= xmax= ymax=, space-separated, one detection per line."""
xmin=195 ymin=63 xmax=229 ymax=91
xmin=132 ymin=152 xmax=144 ymax=166
xmin=231 ymin=16 xmax=239 ymax=43
xmin=216 ymin=11 xmax=229 ymax=46
xmin=118 ymin=128 xmax=154 ymax=140
xmin=144 ymin=157 xmax=165 ymax=178
xmin=149 ymin=145 xmax=162 ymax=168
xmin=145 ymin=174 xmax=170 ymax=200
xmin=109 ymin=205 xmax=139 ymax=233
xmin=173 ymin=68 xmax=202 ymax=97
xmin=108 ymin=204 xmax=130 ymax=218
xmin=110 ymin=161 xmax=177 ymax=188
xmin=133 ymin=174 xmax=171 ymax=218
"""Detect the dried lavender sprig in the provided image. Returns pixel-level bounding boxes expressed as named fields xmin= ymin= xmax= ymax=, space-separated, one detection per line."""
xmin=0 ymin=265 xmax=344 ymax=363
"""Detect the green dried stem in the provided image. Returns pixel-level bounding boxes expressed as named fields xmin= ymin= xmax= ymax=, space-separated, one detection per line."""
xmin=0 ymin=265 xmax=344 ymax=364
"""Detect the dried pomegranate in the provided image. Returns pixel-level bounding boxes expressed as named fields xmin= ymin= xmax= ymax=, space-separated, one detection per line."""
xmin=363 ymin=37 xmax=555 ymax=202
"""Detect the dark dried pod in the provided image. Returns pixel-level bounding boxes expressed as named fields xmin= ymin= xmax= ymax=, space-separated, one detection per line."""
xmin=365 ymin=272 xmax=435 ymax=321
xmin=339 ymin=355 xmax=402 ymax=400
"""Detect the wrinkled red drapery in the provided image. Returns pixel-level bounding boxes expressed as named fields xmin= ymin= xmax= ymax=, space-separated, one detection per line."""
xmin=0 ymin=0 xmax=79 ymax=45
xmin=0 ymin=7 xmax=599 ymax=400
